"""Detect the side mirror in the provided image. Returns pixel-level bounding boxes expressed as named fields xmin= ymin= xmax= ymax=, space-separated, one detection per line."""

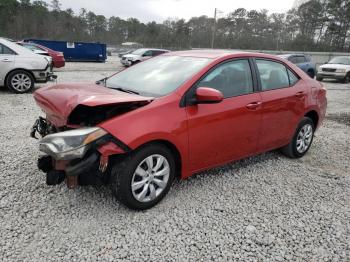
xmin=194 ymin=87 xmax=223 ymax=104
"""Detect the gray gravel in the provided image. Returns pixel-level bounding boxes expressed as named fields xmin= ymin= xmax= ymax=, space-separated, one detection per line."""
xmin=0 ymin=59 xmax=350 ymax=261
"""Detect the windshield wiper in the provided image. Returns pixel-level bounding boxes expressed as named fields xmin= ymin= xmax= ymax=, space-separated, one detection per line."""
xmin=114 ymin=87 xmax=140 ymax=95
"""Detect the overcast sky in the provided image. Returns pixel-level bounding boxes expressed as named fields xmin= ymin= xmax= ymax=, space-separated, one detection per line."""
xmin=51 ymin=0 xmax=296 ymax=22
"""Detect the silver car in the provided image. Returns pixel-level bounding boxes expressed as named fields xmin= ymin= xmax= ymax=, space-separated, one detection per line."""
xmin=0 ymin=38 xmax=56 ymax=93
xmin=120 ymin=48 xmax=170 ymax=67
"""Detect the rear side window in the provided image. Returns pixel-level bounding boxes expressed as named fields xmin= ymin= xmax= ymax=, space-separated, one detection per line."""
xmin=196 ymin=59 xmax=254 ymax=98
xmin=256 ymin=60 xmax=290 ymax=91
xmin=289 ymin=57 xmax=298 ymax=64
xmin=296 ymin=56 xmax=306 ymax=63
xmin=152 ymin=50 xmax=164 ymax=56
xmin=0 ymin=44 xmax=16 ymax=55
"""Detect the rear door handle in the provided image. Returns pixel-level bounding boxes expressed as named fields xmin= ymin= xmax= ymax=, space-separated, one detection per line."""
xmin=1 ymin=58 xmax=12 ymax=62
xmin=246 ymin=102 xmax=262 ymax=110
xmin=295 ymin=91 xmax=305 ymax=98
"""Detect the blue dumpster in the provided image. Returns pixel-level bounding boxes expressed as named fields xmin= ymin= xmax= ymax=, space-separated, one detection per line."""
xmin=24 ymin=39 xmax=107 ymax=62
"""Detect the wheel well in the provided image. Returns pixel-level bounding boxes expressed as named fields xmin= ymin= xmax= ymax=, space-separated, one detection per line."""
xmin=5 ymin=69 xmax=35 ymax=84
xmin=307 ymin=68 xmax=314 ymax=73
xmin=138 ymin=140 xmax=182 ymax=178
xmin=305 ymin=110 xmax=319 ymax=128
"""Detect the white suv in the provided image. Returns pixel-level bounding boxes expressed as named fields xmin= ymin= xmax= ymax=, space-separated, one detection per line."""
xmin=0 ymin=38 xmax=55 ymax=93
xmin=120 ymin=48 xmax=170 ymax=66
xmin=317 ymin=56 xmax=350 ymax=83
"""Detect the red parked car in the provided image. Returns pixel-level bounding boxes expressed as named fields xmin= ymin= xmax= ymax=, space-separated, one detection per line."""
xmin=31 ymin=50 xmax=327 ymax=210
xmin=18 ymin=42 xmax=65 ymax=68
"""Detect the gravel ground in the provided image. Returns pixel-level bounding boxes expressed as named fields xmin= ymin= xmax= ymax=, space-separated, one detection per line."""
xmin=0 ymin=59 xmax=350 ymax=261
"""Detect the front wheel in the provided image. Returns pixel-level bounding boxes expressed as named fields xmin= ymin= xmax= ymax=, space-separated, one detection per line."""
xmin=307 ymin=70 xmax=315 ymax=78
xmin=341 ymin=73 xmax=350 ymax=84
xmin=110 ymin=144 xmax=175 ymax=210
xmin=131 ymin=60 xmax=140 ymax=66
xmin=316 ymin=76 xmax=323 ymax=81
xmin=281 ymin=117 xmax=315 ymax=158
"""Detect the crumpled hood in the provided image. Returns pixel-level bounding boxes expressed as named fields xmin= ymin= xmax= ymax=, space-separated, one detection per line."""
xmin=34 ymin=83 xmax=154 ymax=127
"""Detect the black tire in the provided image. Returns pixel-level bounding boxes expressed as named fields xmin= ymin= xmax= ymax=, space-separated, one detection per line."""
xmin=281 ymin=117 xmax=315 ymax=159
xmin=341 ymin=73 xmax=350 ymax=84
xmin=316 ymin=76 xmax=323 ymax=81
xmin=307 ymin=69 xmax=315 ymax=78
xmin=131 ymin=60 xmax=140 ymax=66
xmin=110 ymin=143 xmax=175 ymax=210
xmin=6 ymin=70 xmax=35 ymax=94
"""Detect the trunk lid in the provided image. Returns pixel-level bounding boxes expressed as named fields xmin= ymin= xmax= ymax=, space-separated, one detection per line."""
xmin=34 ymin=83 xmax=154 ymax=127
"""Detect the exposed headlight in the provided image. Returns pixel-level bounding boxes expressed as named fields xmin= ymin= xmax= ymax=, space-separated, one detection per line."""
xmin=39 ymin=127 xmax=107 ymax=160
xmin=336 ymin=69 xmax=346 ymax=73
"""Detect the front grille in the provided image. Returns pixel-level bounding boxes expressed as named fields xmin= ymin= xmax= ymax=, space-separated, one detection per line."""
xmin=322 ymin=68 xmax=336 ymax=72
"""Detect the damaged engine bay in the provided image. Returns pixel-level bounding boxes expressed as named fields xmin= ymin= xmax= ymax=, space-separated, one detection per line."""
xmin=30 ymin=100 xmax=150 ymax=189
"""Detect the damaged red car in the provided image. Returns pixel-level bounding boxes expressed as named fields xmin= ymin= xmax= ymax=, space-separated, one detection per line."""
xmin=31 ymin=50 xmax=327 ymax=210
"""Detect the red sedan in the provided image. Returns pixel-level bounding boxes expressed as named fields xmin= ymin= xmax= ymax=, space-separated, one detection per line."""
xmin=31 ymin=50 xmax=327 ymax=210
xmin=18 ymin=42 xmax=65 ymax=68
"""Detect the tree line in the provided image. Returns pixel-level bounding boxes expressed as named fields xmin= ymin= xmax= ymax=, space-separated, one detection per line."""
xmin=1 ymin=0 xmax=349 ymax=52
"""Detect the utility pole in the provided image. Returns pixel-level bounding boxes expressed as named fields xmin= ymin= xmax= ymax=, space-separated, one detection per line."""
xmin=211 ymin=8 xmax=217 ymax=49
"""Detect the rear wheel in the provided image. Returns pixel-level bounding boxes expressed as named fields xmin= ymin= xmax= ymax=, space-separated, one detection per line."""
xmin=110 ymin=143 xmax=175 ymax=210
xmin=6 ymin=70 xmax=34 ymax=94
xmin=281 ymin=117 xmax=315 ymax=158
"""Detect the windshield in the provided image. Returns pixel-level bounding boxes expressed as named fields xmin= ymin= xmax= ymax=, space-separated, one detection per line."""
xmin=131 ymin=49 xmax=147 ymax=55
xmin=106 ymin=56 xmax=212 ymax=97
xmin=328 ymin=57 xmax=350 ymax=65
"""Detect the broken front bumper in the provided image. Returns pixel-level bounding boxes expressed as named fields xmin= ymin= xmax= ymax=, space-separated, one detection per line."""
xmin=33 ymin=67 xmax=57 ymax=83
xmin=31 ymin=118 xmax=130 ymax=188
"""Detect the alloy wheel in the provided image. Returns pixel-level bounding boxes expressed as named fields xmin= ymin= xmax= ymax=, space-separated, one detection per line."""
xmin=11 ymin=73 xmax=32 ymax=92
xmin=131 ymin=154 xmax=170 ymax=203
xmin=296 ymin=124 xmax=313 ymax=154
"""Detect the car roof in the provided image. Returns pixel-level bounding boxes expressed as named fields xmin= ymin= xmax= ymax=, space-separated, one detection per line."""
xmin=137 ymin=48 xmax=169 ymax=52
xmin=0 ymin=37 xmax=39 ymax=56
xmin=164 ymin=49 xmax=284 ymax=60
xmin=278 ymin=54 xmax=308 ymax=58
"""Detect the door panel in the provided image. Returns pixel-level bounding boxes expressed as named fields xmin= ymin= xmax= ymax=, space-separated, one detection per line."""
xmin=255 ymin=59 xmax=307 ymax=151
xmin=0 ymin=43 xmax=15 ymax=84
xmin=0 ymin=55 xmax=15 ymax=84
xmin=185 ymin=58 xmax=262 ymax=172
xmin=186 ymin=93 xmax=262 ymax=172
xmin=259 ymin=84 xmax=306 ymax=150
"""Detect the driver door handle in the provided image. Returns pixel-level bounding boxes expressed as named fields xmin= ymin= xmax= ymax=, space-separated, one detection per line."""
xmin=246 ymin=101 xmax=262 ymax=110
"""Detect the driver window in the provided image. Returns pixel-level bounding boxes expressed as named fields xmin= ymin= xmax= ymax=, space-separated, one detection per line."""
xmin=196 ymin=59 xmax=254 ymax=98
xmin=143 ymin=50 xmax=152 ymax=57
